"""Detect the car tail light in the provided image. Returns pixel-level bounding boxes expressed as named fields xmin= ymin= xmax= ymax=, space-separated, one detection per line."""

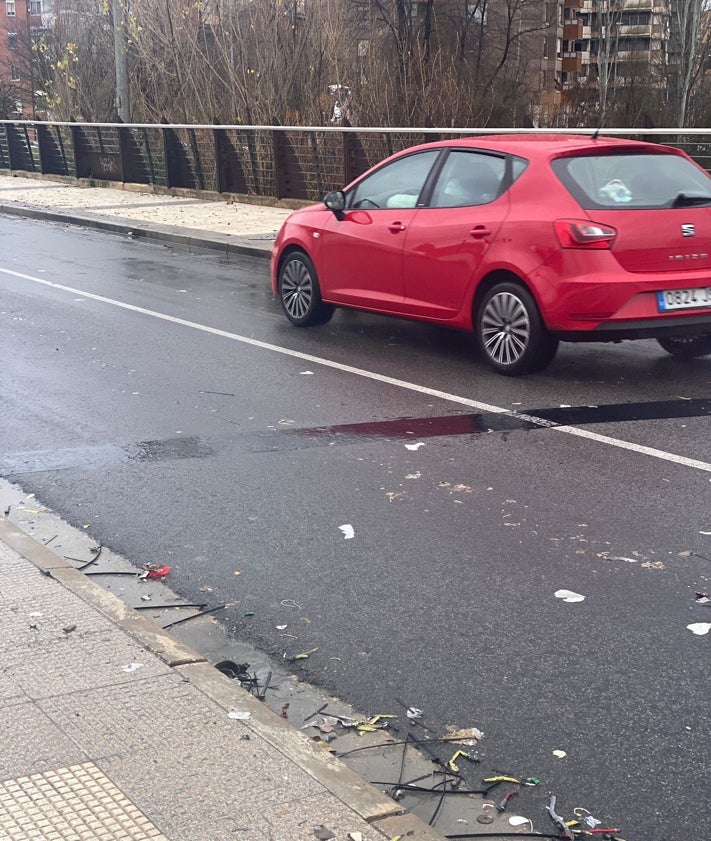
xmin=554 ymin=219 xmax=617 ymax=249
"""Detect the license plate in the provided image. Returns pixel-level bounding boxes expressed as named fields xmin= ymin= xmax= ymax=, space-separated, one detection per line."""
xmin=657 ymin=287 xmax=711 ymax=311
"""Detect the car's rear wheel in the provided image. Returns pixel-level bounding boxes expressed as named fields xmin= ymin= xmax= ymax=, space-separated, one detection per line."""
xmin=278 ymin=252 xmax=334 ymax=327
xmin=476 ymin=282 xmax=559 ymax=376
xmin=657 ymin=334 xmax=711 ymax=359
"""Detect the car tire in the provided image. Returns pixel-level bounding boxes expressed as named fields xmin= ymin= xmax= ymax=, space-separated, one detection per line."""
xmin=475 ymin=282 xmax=559 ymax=376
xmin=657 ymin=334 xmax=711 ymax=359
xmin=278 ymin=252 xmax=334 ymax=327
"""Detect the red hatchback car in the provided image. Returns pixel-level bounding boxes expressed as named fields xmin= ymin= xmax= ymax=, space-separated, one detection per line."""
xmin=270 ymin=134 xmax=711 ymax=375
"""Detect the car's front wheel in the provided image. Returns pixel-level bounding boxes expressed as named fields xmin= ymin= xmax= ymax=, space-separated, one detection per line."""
xmin=278 ymin=252 xmax=334 ymax=327
xmin=475 ymin=282 xmax=559 ymax=376
xmin=657 ymin=334 xmax=711 ymax=359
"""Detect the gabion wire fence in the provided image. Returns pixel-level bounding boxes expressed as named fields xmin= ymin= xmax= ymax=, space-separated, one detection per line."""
xmin=1 ymin=121 xmax=711 ymax=202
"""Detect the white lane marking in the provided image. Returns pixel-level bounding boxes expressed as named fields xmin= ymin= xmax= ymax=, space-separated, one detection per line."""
xmin=4 ymin=266 xmax=711 ymax=474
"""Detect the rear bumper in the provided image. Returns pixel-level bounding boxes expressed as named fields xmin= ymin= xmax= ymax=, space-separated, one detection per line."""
xmin=554 ymin=312 xmax=711 ymax=342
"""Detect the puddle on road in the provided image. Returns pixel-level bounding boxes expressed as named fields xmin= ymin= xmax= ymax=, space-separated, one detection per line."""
xmin=292 ymin=397 xmax=711 ymax=444
xmin=0 ymin=436 xmax=213 ymax=476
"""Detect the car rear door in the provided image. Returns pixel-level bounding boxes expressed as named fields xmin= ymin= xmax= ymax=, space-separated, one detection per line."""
xmin=399 ymin=151 xmax=510 ymax=319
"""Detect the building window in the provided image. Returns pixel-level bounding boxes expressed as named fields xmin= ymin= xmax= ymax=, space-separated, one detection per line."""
xmin=29 ymin=0 xmax=41 ymax=14
xmin=8 ymin=31 xmax=17 ymax=49
xmin=6 ymin=0 xmax=15 ymax=16
xmin=10 ymin=63 xmax=19 ymax=80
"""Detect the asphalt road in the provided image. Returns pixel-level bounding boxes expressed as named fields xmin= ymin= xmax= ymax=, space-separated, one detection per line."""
xmin=1 ymin=215 xmax=710 ymax=841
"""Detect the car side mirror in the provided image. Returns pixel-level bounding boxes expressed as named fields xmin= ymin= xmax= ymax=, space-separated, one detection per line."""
xmin=324 ymin=190 xmax=346 ymax=216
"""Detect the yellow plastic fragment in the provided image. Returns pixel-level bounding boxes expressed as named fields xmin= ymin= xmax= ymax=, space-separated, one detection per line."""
xmin=483 ymin=775 xmax=520 ymax=784
xmin=367 ymin=714 xmax=397 ymax=725
xmin=446 ymin=749 xmax=469 ymax=772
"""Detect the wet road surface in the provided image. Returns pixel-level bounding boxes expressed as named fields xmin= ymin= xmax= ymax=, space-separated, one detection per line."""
xmin=1 ymin=215 xmax=710 ymax=841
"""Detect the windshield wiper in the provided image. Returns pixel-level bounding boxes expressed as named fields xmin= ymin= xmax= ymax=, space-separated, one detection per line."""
xmin=671 ymin=192 xmax=711 ymax=208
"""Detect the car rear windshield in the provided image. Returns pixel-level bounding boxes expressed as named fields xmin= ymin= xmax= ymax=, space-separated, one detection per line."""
xmin=551 ymin=152 xmax=711 ymax=209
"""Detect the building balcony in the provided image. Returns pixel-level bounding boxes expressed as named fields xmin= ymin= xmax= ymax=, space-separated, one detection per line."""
xmin=562 ymin=53 xmax=582 ymax=73
xmin=564 ymin=21 xmax=583 ymax=39
xmin=564 ymin=0 xmax=582 ymax=9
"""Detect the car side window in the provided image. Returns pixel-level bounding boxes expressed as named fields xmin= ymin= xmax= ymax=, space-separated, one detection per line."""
xmin=430 ymin=151 xmax=505 ymax=208
xmin=348 ymin=150 xmax=439 ymax=210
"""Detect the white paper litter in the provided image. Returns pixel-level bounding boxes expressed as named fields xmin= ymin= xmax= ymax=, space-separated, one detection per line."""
xmin=552 ymin=749 xmax=567 ymax=758
xmin=339 ymin=524 xmax=355 ymax=540
xmin=687 ymin=622 xmax=711 ymax=635
xmin=405 ymin=442 xmax=425 ymax=451
xmin=228 ymin=710 xmax=252 ymax=719
xmin=509 ymin=816 xmax=530 ymax=827
xmin=122 ymin=663 xmax=144 ymax=673
xmin=554 ymin=589 xmax=585 ymax=603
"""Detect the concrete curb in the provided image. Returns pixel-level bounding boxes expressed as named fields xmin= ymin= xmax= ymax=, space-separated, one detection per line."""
xmin=0 ymin=517 xmax=447 ymax=840
xmin=0 ymin=203 xmax=274 ymax=260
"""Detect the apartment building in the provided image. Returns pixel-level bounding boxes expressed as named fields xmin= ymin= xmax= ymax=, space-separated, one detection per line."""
xmin=0 ymin=0 xmax=53 ymax=117
xmin=537 ymin=0 xmax=672 ymax=125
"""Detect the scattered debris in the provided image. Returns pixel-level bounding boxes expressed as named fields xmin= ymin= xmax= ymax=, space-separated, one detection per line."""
xmin=406 ymin=707 xmax=423 ymax=720
xmin=554 ymin=589 xmax=585 ymax=603
xmin=163 ymin=603 xmax=229 ymax=629
xmin=280 ymin=599 xmax=302 ymax=609
xmin=444 ymin=726 xmax=483 ymax=745
xmin=62 ymin=624 xmax=77 ymax=634
xmin=496 ymin=791 xmax=519 ymax=813
xmin=405 ymin=442 xmax=425 ymax=451
xmin=695 ymin=592 xmax=710 ymax=605
xmin=386 ymin=491 xmax=406 ymax=502
xmin=509 ymin=815 xmax=532 ymax=829
xmin=687 ymin=622 xmax=711 ymax=635
xmin=122 ymin=663 xmax=144 ymax=673
xmin=339 ymin=524 xmax=355 ymax=540
xmin=139 ymin=563 xmax=171 ymax=581
xmin=312 ymin=826 xmax=336 ymax=841
xmin=284 ymin=648 xmax=318 ymax=663
xmin=547 ymin=794 xmax=574 ymax=840
xmin=640 ymin=560 xmax=665 ymax=570
xmin=552 ymin=749 xmax=567 ymax=758
xmin=347 ymin=832 xmax=363 ymax=841
xmin=228 ymin=710 xmax=251 ymax=720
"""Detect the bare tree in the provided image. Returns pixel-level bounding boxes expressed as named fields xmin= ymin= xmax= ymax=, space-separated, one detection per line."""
xmin=592 ymin=0 xmax=625 ymax=126
xmin=669 ymin=0 xmax=709 ymax=126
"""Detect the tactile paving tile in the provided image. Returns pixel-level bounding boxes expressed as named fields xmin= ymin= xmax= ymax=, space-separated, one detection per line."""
xmin=0 ymin=761 xmax=168 ymax=840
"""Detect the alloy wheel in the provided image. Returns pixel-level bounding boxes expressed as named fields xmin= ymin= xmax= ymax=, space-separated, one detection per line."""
xmin=280 ymin=258 xmax=314 ymax=321
xmin=480 ymin=290 xmax=531 ymax=367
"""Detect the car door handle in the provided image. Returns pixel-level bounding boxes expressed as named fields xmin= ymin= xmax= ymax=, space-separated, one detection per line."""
xmin=470 ymin=225 xmax=491 ymax=239
xmin=388 ymin=222 xmax=406 ymax=233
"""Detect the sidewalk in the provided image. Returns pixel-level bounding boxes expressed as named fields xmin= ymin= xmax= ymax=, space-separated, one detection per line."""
xmin=0 ymin=516 xmax=444 ymax=841
xmin=0 ymin=171 xmax=293 ymax=257
xmin=0 ymin=175 xmax=448 ymax=841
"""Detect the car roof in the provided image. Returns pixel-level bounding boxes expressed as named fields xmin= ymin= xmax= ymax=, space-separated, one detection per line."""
xmin=406 ymin=133 xmax=679 ymax=160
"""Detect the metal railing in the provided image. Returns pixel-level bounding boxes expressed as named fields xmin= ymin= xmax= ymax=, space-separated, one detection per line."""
xmin=2 ymin=121 xmax=711 ymax=202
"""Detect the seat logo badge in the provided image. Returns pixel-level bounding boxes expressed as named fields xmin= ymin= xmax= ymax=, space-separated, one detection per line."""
xmin=681 ymin=223 xmax=695 ymax=237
